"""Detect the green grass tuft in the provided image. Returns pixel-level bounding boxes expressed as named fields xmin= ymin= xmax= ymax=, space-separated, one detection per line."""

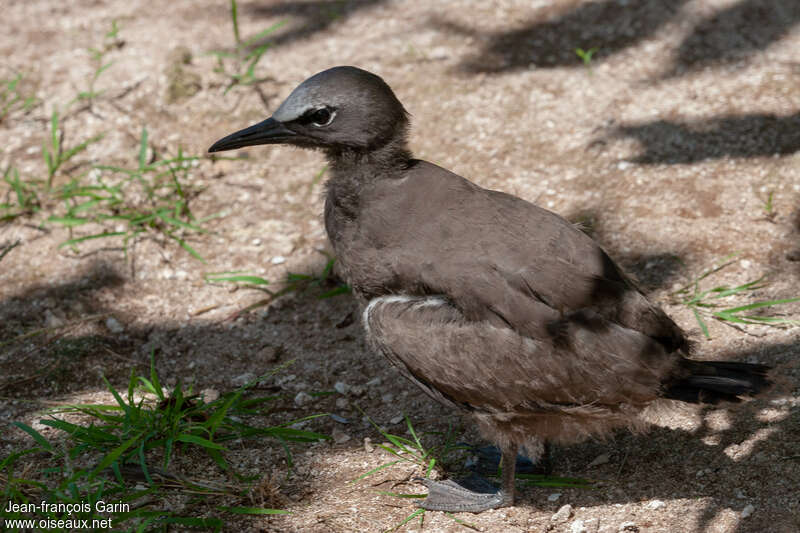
xmin=671 ymin=254 xmax=800 ymax=339
xmin=2 ymin=355 xmax=328 ymax=531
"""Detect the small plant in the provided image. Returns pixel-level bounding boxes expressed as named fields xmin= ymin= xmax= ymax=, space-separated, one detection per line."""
xmin=4 ymin=355 xmax=325 ymax=530
xmin=671 ymin=255 xmax=800 ymax=339
xmin=761 ymin=190 xmax=777 ymax=222
xmin=207 ymin=253 xmax=351 ymax=319
xmin=47 ymin=127 xmax=214 ymax=261
xmin=0 ymin=72 xmax=39 ymax=123
xmin=1 ymin=166 xmax=40 ymax=223
xmin=575 ymin=47 xmax=598 ymax=68
xmin=211 ymin=0 xmax=286 ymax=94
xmin=42 ymin=110 xmax=104 ymax=188
xmin=71 ymin=20 xmax=123 ymax=109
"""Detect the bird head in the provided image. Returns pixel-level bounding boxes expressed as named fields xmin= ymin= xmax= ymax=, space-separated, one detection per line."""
xmin=208 ymin=66 xmax=409 ymax=156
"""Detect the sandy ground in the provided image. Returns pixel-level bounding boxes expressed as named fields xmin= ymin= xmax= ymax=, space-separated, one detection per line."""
xmin=2 ymin=0 xmax=800 ymax=531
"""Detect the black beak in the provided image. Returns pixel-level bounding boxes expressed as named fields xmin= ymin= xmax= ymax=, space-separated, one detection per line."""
xmin=208 ymin=117 xmax=297 ymax=153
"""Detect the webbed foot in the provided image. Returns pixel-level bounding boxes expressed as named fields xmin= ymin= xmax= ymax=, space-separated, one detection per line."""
xmin=416 ymin=475 xmax=513 ymax=513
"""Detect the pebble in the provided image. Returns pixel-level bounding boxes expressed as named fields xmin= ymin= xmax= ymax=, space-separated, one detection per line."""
xmin=44 ymin=310 xmax=65 ymax=328
xmin=570 ymin=519 xmax=586 ymax=533
xmin=646 ymin=500 xmax=665 ymax=510
xmin=381 ymin=393 xmax=394 ymax=404
xmin=332 ymin=427 xmax=351 ymax=444
xmin=105 ymin=317 xmax=124 ymax=333
xmin=741 ymin=504 xmax=755 ymax=518
xmin=587 ymin=453 xmax=610 ymax=468
xmin=365 ymin=377 xmax=382 ymax=387
xmin=271 ymin=255 xmax=286 ymax=265
xmin=294 ymin=391 xmax=313 ymax=407
xmin=335 ymin=397 xmax=349 ymax=409
xmin=334 ymin=381 xmax=350 ymax=394
xmin=257 ymin=345 xmax=279 ymax=362
xmin=548 ymin=492 xmax=562 ymax=502
xmin=232 ymin=372 xmax=255 ymax=386
xmin=200 ymin=388 xmax=219 ymax=402
xmin=364 ymin=437 xmax=374 ymax=453
xmin=389 ymin=415 xmax=404 ymax=424
xmin=551 ymin=503 xmax=572 ymax=522
xmin=350 ymin=385 xmax=366 ymax=397
xmin=619 ymin=522 xmax=638 ymax=532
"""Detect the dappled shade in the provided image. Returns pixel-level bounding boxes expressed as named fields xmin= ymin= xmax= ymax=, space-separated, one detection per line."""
xmin=437 ymin=0 xmax=689 ymax=72
xmin=243 ymin=0 xmax=389 ymax=49
xmin=666 ymin=0 xmax=800 ymax=77
xmin=611 ymin=112 xmax=800 ymax=164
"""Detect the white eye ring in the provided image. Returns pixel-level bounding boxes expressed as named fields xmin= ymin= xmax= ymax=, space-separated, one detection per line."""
xmin=310 ymin=107 xmax=336 ymax=127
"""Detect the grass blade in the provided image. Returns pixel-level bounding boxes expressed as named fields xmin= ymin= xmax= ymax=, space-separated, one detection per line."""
xmin=12 ymin=422 xmax=53 ymax=451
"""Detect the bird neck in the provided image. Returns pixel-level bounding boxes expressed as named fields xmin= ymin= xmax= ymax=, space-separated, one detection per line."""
xmin=323 ymin=136 xmax=412 ymax=232
xmin=325 ymin=135 xmax=413 ymax=178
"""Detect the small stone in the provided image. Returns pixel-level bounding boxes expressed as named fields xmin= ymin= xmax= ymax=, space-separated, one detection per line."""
xmin=548 ymin=493 xmax=562 ymax=502
xmin=332 ymin=427 xmax=351 ymax=444
xmin=390 ymin=415 xmax=404 ymax=424
xmin=617 ymin=161 xmax=632 ymax=171
xmin=251 ymin=238 xmax=262 ymax=246
xmin=365 ymin=377 xmax=382 ymax=387
xmin=364 ymin=437 xmax=374 ymax=453
xmin=551 ymin=503 xmax=572 ymax=522
xmin=232 ymin=372 xmax=255 ymax=386
xmin=200 ymin=388 xmax=219 ymax=402
xmin=741 ymin=504 xmax=754 ymax=518
xmin=350 ymin=385 xmax=366 ymax=397
xmin=584 ymin=518 xmax=599 ymax=533
xmin=294 ymin=391 xmax=313 ymax=407
xmin=570 ymin=519 xmax=587 ymax=533
xmin=381 ymin=393 xmax=394 ymax=404
xmin=271 ymin=256 xmax=286 ymax=265
xmin=587 ymin=453 xmax=610 ymax=468
xmin=257 ymin=345 xmax=279 ymax=362
xmin=44 ymin=310 xmax=65 ymax=328
xmin=335 ymin=397 xmax=349 ymax=409
xmin=619 ymin=522 xmax=638 ymax=532
xmin=105 ymin=317 xmax=124 ymax=333
xmin=646 ymin=500 xmax=665 ymax=510
xmin=334 ymin=381 xmax=350 ymax=394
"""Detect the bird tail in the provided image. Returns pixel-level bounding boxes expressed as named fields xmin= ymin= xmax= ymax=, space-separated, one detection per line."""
xmin=664 ymin=360 xmax=772 ymax=404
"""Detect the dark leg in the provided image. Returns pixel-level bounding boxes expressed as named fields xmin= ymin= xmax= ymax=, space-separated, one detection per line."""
xmin=418 ymin=443 xmax=518 ymax=513
xmin=499 ymin=444 xmax=517 ymax=506
xmin=466 ymin=441 xmax=551 ymax=476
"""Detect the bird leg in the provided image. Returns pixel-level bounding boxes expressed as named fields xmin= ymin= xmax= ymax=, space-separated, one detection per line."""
xmin=466 ymin=442 xmax=551 ymax=476
xmin=417 ymin=443 xmax=518 ymax=513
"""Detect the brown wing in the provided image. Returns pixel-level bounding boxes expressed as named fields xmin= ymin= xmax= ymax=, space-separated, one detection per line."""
xmin=349 ymin=161 xmax=687 ymax=352
xmin=363 ymin=295 xmax=681 ymax=413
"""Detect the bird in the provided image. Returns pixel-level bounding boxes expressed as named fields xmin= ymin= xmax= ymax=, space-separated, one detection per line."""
xmin=208 ymin=66 xmax=772 ymax=513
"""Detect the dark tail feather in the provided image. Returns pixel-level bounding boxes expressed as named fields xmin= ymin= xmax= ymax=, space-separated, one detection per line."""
xmin=664 ymin=360 xmax=772 ymax=404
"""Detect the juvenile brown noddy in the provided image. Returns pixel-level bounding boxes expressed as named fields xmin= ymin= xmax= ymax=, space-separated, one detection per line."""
xmin=209 ymin=66 xmax=771 ymax=513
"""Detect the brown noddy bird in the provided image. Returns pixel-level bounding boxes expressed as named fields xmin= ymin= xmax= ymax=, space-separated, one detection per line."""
xmin=209 ymin=66 xmax=771 ymax=512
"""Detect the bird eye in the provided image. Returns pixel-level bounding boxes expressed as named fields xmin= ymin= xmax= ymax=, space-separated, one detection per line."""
xmin=310 ymin=107 xmax=334 ymax=127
